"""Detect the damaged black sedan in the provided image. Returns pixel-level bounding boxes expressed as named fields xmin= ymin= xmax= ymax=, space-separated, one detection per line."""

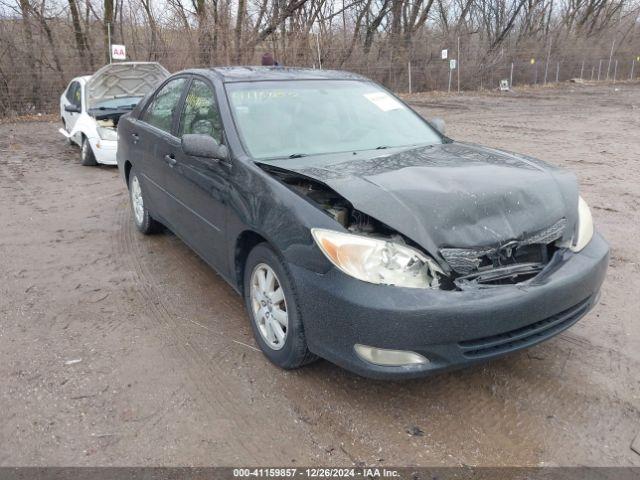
xmin=117 ymin=67 xmax=609 ymax=379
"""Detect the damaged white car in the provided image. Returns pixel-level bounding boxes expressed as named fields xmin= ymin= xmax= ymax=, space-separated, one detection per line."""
xmin=59 ymin=62 xmax=169 ymax=166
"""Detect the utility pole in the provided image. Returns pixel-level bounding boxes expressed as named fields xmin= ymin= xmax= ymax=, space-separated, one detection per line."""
xmin=107 ymin=22 xmax=112 ymax=64
xmin=544 ymin=38 xmax=551 ymax=84
xmin=315 ymin=33 xmax=322 ymax=69
xmin=606 ymin=39 xmax=615 ymax=80
xmin=456 ymin=36 xmax=460 ymax=93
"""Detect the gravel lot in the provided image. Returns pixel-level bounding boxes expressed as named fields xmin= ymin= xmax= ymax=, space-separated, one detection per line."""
xmin=1 ymin=82 xmax=639 ymax=467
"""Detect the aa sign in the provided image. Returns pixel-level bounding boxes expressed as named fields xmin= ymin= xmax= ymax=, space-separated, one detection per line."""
xmin=111 ymin=44 xmax=126 ymax=60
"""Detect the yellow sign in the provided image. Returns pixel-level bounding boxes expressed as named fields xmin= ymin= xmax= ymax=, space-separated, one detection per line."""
xmin=530 ymin=58 xmax=535 ymax=64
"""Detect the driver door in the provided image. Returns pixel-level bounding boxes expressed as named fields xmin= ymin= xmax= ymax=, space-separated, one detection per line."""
xmin=165 ymin=76 xmax=230 ymax=273
xmin=62 ymin=81 xmax=82 ymax=143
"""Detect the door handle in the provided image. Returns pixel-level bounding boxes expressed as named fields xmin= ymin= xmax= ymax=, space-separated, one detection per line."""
xmin=164 ymin=154 xmax=177 ymax=167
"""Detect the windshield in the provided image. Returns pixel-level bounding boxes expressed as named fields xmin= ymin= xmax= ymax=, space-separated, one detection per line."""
xmin=226 ymin=80 xmax=442 ymax=159
xmin=91 ymin=96 xmax=143 ymax=110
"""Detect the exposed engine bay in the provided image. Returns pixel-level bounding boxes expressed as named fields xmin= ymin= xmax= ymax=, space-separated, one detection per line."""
xmin=92 ymin=110 xmax=124 ymax=128
xmin=92 ymin=111 xmax=122 ymax=140
xmin=259 ymin=163 xmax=566 ymax=290
xmin=440 ymin=218 xmax=565 ymax=287
xmin=259 ymin=164 xmax=396 ymax=236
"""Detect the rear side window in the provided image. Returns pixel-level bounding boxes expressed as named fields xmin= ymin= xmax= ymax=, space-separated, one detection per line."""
xmin=178 ymin=79 xmax=222 ymax=144
xmin=142 ymin=78 xmax=187 ymax=133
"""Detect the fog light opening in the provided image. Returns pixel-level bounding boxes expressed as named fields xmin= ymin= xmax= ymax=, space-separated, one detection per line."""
xmin=354 ymin=344 xmax=429 ymax=367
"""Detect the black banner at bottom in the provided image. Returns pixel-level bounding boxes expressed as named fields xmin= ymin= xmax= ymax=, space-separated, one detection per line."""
xmin=0 ymin=467 xmax=638 ymax=480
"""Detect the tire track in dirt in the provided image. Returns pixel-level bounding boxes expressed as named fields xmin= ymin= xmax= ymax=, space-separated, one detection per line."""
xmin=112 ymin=203 xmax=342 ymax=464
xmin=113 ymin=205 xmax=267 ymax=461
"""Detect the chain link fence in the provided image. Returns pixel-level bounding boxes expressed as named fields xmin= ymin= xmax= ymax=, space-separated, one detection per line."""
xmin=1 ymin=43 xmax=638 ymax=117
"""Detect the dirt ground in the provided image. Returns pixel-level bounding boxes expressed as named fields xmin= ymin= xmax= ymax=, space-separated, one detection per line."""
xmin=1 ymin=83 xmax=639 ymax=467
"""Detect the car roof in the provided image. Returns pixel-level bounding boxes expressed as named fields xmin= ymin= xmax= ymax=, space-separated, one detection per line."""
xmin=182 ymin=66 xmax=367 ymax=83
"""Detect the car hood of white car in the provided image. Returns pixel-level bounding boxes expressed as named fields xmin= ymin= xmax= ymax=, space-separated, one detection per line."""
xmin=85 ymin=62 xmax=169 ymax=110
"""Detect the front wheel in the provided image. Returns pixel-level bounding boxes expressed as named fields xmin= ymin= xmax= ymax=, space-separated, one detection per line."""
xmin=80 ymin=137 xmax=97 ymax=166
xmin=128 ymin=169 xmax=162 ymax=234
xmin=243 ymin=243 xmax=317 ymax=369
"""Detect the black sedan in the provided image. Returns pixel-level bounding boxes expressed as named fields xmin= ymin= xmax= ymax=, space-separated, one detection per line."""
xmin=116 ymin=67 xmax=609 ymax=379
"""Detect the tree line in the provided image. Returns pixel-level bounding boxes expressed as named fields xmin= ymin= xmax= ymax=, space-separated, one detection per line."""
xmin=0 ymin=0 xmax=639 ymax=114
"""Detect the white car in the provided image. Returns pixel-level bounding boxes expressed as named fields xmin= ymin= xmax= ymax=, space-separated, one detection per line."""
xmin=60 ymin=62 xmax=169 ymax=166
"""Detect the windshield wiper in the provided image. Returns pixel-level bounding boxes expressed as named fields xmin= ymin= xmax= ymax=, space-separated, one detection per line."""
xmin=288 ymin=153 xmax=308 ymax=159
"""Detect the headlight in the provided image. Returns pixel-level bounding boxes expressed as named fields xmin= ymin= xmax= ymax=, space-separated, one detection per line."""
xmin=97 ymin=126 xmax=117 ymax=141
xmin=570 ymin=196 xmax=594 ymax=252
xmin=311 ymin=228 xmax=443 ymax=289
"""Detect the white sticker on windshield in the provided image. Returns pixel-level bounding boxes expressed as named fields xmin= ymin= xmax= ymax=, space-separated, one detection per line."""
xmin=364 ymin=92 xmax=403 ymax=111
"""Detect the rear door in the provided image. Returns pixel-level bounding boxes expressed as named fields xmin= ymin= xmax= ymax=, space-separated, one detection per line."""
xmin=164 ymin=76 xmax=230 ymax=272
xmin=133 ymin=76 xmax=189 ymax=222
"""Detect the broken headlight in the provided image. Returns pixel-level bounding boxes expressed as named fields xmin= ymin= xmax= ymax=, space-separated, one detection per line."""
xmin=311 ymin=228 xmax=443 ymax=289
xmin=570 ymin=196 xmax=594 ymax=252
xmin=97 ymin=126 xmax=117 ymax=141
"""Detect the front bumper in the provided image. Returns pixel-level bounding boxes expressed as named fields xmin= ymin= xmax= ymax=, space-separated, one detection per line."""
xmin=88 ymin=137 xmax=117 ymax=165
xmin=290 ymin=233 xmax=609 ymax=379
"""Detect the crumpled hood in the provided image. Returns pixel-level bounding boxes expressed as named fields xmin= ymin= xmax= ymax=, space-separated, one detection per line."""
xmin=263 ymin=142 xmax=579 ymax=258
xmin=86 ymin=62 xmax=169 ymax=109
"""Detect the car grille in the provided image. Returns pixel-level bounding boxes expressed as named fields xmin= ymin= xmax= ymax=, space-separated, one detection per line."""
xmin=440 ymin=218 xmax=567 ymax=276
xmin=458 ymin=296 xmax=592 ymax=358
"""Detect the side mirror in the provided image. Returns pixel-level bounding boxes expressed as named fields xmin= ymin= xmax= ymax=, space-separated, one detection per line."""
xmin=65 ymin=104 xmax=81 ymax=113
xmin=182 ymin=134 xmax=228 ymax=161
xmin=431 ymin=117 xmax=446 ymax=135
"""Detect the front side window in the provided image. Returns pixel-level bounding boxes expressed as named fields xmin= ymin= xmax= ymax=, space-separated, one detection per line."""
xmin=178 ymin=79 xmax=222 ymax=144
xmin=66 ymin=82 xmax=81 ymax=107
xmin=143 ymin=78 xmax=187 ymax=133
xmin=225 ymin=80 xmax=442 ymax=159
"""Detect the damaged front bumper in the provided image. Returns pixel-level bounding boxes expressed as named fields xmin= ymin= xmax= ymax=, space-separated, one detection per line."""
xmin=88 ymin=137 xmax=117 ymax=165
xmin=291 ymin=233 xmax=609 ymax=379
xmin=59 ymin=127 xmax=117 ymax=165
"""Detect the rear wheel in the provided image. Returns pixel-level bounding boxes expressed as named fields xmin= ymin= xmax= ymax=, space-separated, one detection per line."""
xmin=128 ymin=169 xmax=162 ymax=234
xmin=243 ymin=243 xmax=317 ymax=369
xmin=80 ymin=136 xmax=98 ymax=166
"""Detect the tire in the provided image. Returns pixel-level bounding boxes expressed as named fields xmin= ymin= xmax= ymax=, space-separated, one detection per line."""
xmin=243 ymin=243 xmax=318 ymax=369
xmin=80 ymin=136 xmax=98 ymax=166
xmin=128 ymin=168 xmax=162 ymax=235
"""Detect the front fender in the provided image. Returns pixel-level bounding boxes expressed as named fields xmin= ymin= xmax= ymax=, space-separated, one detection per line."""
xmin=226 ymin=159 xmax=341 ymax=286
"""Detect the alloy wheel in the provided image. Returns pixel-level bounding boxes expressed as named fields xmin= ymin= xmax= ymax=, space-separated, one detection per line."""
xmin=250 ymin=263 xmax=288 ymax=350
xmin=130 ymin=176 xmax=144 ymax=226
